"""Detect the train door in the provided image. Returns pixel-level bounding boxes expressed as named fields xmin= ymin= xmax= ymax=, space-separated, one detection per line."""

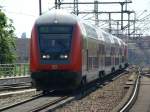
xmin=111 ymin=46 xmax=115 ymax=72
xmin=82 ymin=35 xmax=88 ymax=77
xmin=98 ymin=43 xmax=105 ymax=72
xmin=86 ymin=38 xmax=99 ymax=82
xmin=83 ymin=23 xmax=99 ymax=82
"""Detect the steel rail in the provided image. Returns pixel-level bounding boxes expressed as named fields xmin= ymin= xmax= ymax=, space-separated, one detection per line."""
xmin=119 ymin=67 xmax=141 ymax=112
xmin=29 ymin=96 xmax=69 ymax=112
xmin=0 ymin=91 xmax=70 ymax=112
xmin=26 ymin=70 xmax=130 ymax=112
xmin=0 ymin=93 xmax=43 ymax=111
xmin=0 ymin=67 xmax=130 ymax=112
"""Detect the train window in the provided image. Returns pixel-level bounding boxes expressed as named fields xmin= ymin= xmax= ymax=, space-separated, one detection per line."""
xmin=111 ymin=47 xmax=115 ymax=55
xmin=93 ymin=57 xmax=98 ymax=68
xmin=115 ymin=57 xmax=119 ymax=65
xmin=88 ymin=57 xmax=98 ymax=70
xmin=102 ymin=45 xmax=105 ymax=55
xmin=98 ymin=44 xmax=101 ymax=54
xmin=105 ymin=57 xmax=111 ymax=66
xmin=114 ymin=38 xmax=119 ymax=45
xmin=38 ymin=25 xmax=73 ymax=53
xmin=40 ymin=34 xmax=72 ymax=39
xmin=105 ymin=45 xmax=111 ymax=55
xmin=39 ymin=25 xmax=73 ymax=34
xmin=119 ymin=48 xmax=122 ymax=55
xmin=97 ymin=28 xmax=103 ymax=38
xmin=122 ymin=56 xmax=124 ymax=62
xmin=83 ymin=38 xmax=87 ymax=49
xmin=84 ymin=24 xmax=98 ymax=38
xmin=102 ymin=32 xmax=111 ymax=43
xmin=88 ymin=57 xmax=92 ymax=70
xmin=98 ymin=44 xmax=105 ymax=55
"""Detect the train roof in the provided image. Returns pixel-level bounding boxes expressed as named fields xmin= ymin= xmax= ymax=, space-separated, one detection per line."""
xmin=100 ymin=30 xmax=115 ymax=44
xmin=80 ymin=21 xmax=125 ymax=45
xmin=35 ymin=10 xmax=126 ymax=46
xmin=35 ymin=10 xmax=78 ymax=25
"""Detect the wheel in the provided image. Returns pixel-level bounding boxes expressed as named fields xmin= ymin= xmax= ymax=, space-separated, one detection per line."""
xmin=111 ymin=68 xmax=115 ymax=73
xmin=80 ymin=77 xmax=87 ymax=93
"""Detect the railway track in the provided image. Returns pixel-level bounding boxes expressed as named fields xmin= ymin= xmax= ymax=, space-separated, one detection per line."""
xmin=0 ymin=68 xmax=130 ymax=112
xmin=128 ymin=67 xmax=150 ymax=112
xmin=0 ymin=92 xmax=43 ymax=112
xmin=53 ymin=68 xmax=132 ymax=112
xmin=77 ymin=69 xmax=128 ymax=97
xmin=119 ymin=67 xmax=141 ymax=112
xmin=0 ymin=91 xmax=73 ymax=112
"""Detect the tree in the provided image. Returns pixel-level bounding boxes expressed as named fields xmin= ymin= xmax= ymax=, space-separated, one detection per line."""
xmin=0 ymin=10 xmax=16 ymax=64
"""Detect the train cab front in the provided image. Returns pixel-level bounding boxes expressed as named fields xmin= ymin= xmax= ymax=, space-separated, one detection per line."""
xmin=30 ymin=11 xmax=82 ymax=90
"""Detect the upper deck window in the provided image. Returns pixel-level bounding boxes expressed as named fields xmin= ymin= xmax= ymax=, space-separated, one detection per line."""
xmin=84 ymin=24 xmax=98 ymax=38
xmin=38 ymin=25 xmax=73 ymax=53
xmin=102 ymin=32 xmax=111 ymax=43
xmin=114 ymin=38 xmax=119 ymax=45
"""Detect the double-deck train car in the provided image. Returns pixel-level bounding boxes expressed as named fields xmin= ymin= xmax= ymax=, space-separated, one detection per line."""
xmin=30 ymin=10 xmax=128 ymax=92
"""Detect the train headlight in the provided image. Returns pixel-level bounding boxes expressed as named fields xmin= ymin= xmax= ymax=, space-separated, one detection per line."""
xmin=60 ymin=55 xmax=65 ymax=59
xmin=46 ymin=55 xmax=50 ymax=59
xmin=42 ymin=55 xmax=46 ymax=59
xmin=42 ymin=54 xmax=50 ymax=59
xmin=60 ymin=54 xmax=68 ymax=59
xmin=64 ymin=55 xmax=68 ymax=59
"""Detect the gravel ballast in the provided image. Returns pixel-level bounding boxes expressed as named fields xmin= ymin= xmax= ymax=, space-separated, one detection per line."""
xmin=0 ymin=70 xmax=135 ymax=112
xmin=54 ymin=73 xmax=130 ymax=112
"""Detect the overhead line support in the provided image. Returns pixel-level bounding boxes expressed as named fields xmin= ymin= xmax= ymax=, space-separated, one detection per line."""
xmin=39 ymin=0 xmax=42 ymax=15
xmin=60 ymin=1 xmax=132 ymax=5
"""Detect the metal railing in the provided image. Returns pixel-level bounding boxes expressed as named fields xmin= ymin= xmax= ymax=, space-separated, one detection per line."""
xmin=0 ymin=63 xmax=29 ymax=78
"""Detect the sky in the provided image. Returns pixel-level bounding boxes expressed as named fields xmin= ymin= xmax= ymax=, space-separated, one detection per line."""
xmin=0 ymin=0 xmax=150 ymax=37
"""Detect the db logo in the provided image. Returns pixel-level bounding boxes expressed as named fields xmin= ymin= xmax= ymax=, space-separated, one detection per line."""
xmin=51 ymin=65 xmax=58 ymax=69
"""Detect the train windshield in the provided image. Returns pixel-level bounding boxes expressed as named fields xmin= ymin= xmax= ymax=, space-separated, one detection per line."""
xmin=38 ymin=25 xmax=73 ymax=53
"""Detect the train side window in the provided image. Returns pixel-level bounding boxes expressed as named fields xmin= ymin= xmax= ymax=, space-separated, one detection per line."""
xmin=102 ymin=32 xmax=111 ymax=43
xmin=102 ymin=44 xmax=105 ymax=55
xmin=111 ymin=47 xmax=115 ymax=55
xmin=119 ymin=48 xmax=122 ymax=55
xmin=97 ymin=28 xmax=103 ymax=38
xmin=93 ymin=57 xmax=98 ymax=68
xmin=114 ymin=38 xmax=119 ymax=45
xmin=105 ymin=57 xmax=111 ymax=66
xmin=98 ymin=44 xmax=105 ymax=55
xmin=88 ymin=57 xmax=92 ymax=70
xmin=88 ymin=57 xmax=98 ymax=69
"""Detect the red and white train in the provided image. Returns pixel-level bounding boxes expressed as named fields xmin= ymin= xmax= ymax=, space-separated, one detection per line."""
xmin=30 ymin=10 xmax=128 ymax=92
